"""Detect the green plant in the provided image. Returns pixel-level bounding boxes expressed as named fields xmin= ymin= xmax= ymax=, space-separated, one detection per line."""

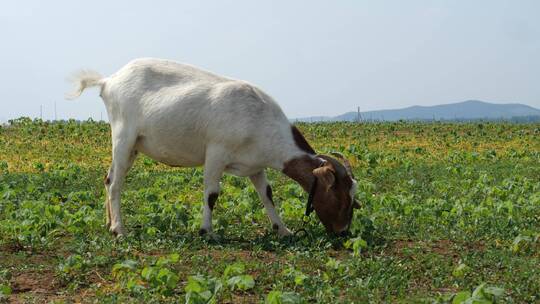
xmin=185 ymin=275 xmax=223 ymax=304
xmin=451 ymin=283 xmax=504 ymax=304
xmin=1 ymin=120 xmax=539 ymax=302
xmin=266 ymin=290 xmax=303 ymax=304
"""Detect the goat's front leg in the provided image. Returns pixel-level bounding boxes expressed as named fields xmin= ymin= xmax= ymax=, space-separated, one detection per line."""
xmin=199 ymin=157 xmax=224 ymax=237
xmin=249 ymin=171 xmax=292 ymax=237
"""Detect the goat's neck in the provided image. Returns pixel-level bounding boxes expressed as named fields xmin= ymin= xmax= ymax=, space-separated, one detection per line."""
xmin=282 ymin=155 xmax=321 ymax=192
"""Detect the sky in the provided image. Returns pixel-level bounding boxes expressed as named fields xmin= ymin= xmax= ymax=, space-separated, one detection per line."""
xmin=0 ymin=1 xmax=539 ymax=122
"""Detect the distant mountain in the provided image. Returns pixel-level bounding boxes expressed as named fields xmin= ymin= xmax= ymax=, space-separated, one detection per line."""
xmin=294 ymin=100 xmax=540 ymax=122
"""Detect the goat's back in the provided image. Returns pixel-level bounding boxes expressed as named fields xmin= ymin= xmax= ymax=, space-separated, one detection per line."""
xmin=100 ymin=58 xmax=298 ymax=171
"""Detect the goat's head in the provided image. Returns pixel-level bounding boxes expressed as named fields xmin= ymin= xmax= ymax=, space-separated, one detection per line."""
xmin=307 ymin=153 xmax=359 ymax=236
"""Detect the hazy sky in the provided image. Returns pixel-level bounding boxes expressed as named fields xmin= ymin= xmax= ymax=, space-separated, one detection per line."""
xmin=1 ymin=1 xmax=539 ymax=122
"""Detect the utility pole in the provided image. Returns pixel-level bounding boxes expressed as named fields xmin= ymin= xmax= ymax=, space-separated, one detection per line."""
xmin=40 ymin=105 xmax=43 ymax=120
xmin=357 ymin=106 xmax=362 ymax=123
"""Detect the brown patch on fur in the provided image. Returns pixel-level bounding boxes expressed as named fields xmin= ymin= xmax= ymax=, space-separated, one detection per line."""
xmin=291 ymin=125 xmax=316 ymax=154
xmin=312 ymin=166 xmax=336 ymax=192
xmin=282 ymin=155 xmax=322 ymax=192
xmin=311 ymin=160 xmax=354 ymax=233
xmin=104 ymin=174 xmax=110 ymax=185
xmin=283 ymin=155 xmax=356 ymax=234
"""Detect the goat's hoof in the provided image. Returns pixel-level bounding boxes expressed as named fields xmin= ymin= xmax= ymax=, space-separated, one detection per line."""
xmin=198 ymin=228 xmax=209 ymax=236
xmin=273 ymin=224 xmax=293 ymax=237
xmin=110 ymin=225 xmax=126 ymax=238
xmin=199 ymin=229 xmax=219 ymax=241
xmin=279 ymin=229 xmax=293 ymax=237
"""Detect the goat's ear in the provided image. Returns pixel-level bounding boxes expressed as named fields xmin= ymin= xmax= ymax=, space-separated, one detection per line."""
xmin=312 ymin=166 xmax=335 ymax=192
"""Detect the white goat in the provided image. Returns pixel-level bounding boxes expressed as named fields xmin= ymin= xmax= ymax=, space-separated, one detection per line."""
xmin=68 ymin=58 xmax=358 ymax=237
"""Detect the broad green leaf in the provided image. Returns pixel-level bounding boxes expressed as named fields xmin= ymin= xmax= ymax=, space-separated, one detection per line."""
xmin=112 ymin=259 xmax=138 ymax=277
xmin=227 ymin=274 xmax=255 ymax=291
xmin=168 ymin=253 xmax=180 ymax=263
xmin=452 ymin=291 xmax=471 ymax=304
xmin=146 ymin=226 xmax=157 ymax=236
xmin=223 ymin=262 xmax=245 ymax=279
xmin=294 ymin=272 xmax=308 ymax=286
xmin=185 ymin=275 xmax=222 ymax=304
xmin=452 ymin=263 xmax=470 ymax=278
xmin=484 ymin=286 xmax=504 ymax=298
xmin=471 ymin=283 xmax=486 ymax=298
xmin=165 ymin=273 xmax=179 ymax=289
xmin=266 ymin=290 xmax=282 ymax=304
xmin=0 ymin=284 xmax=12 ymax=296
xmin=141 ymin=266 xmax=156 ymax=281
xmin=279 ymin=291 xmax=303 ymax=304
xmin=185 ymin=275 xmax=204 ymax=293
xmin=266 ymin=290 xmax=302 ymax=304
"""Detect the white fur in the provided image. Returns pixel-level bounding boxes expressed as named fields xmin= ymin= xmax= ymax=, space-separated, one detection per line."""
xmin=68 ymin=58 xmax=307 ymax=236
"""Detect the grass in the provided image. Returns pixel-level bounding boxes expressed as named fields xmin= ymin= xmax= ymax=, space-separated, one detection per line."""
xmin=0 ymin=117 xmax=539 ymax=303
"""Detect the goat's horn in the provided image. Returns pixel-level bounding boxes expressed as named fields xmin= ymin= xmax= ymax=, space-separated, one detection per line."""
xmin=330 ymin=152 xmax=354 ymax=178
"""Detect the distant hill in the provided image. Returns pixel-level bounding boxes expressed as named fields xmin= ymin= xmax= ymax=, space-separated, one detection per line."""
xmin=295 ymin=100 xmax=540 ymax=122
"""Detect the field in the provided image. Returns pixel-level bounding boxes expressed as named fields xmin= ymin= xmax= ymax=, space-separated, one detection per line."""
xmin=0 ymin=118 xmax=539 ymax=303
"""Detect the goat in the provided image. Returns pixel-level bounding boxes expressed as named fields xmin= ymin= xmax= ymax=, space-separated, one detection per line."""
xmin=67 ymin=58 xmax=359 ymax=237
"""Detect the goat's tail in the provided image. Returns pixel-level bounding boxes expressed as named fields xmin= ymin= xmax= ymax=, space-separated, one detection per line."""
xmin=65 ymin=70 xmax=105 ymax=100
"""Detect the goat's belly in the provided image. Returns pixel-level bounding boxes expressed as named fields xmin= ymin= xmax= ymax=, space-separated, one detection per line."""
xmin=134 ymin=136 xmax=205 ymax=167
xmin=224 ymin=163 xmax=263 ymax=177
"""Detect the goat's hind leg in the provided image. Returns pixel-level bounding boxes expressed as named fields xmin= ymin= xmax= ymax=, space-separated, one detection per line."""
xmin=105 ymin=133 xmax=138 ymax=237
xmin=104 ymin=170 xmax=113 ymax=228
